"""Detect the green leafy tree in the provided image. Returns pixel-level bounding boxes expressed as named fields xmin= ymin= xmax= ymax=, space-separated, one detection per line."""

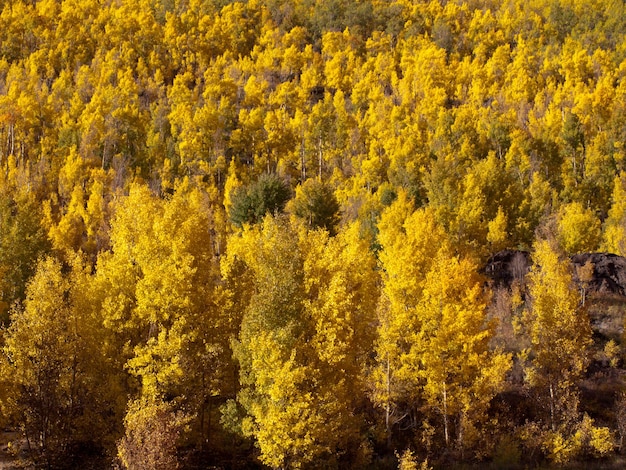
xmin=290 ymin=178 xmax=340 ymax=234
xmin=229 ymin=173 xmax=291 ymax=227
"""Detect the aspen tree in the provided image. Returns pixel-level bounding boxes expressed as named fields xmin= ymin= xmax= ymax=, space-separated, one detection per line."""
xmin=556 ymin=201 xmax=601 ymax=254
xmin=1 ymin=255 xmax=114 ymax=465
xmin=521 ymin=239 xmax=592 ymax=430
xmin=373 ymin=192 xmax=448 ymax=438
xmin=412 ymin=251 xmax=510 ymax=452
xmin=226 ymin=217 xmax=313 ymax=468
xmin=98 ymin=181 xmax=229 ymax=451
xmin=0 ymin=170 xmax=50 ymax=322
xmin=603 ymin=175 xmax=626 ymax=255
xmin=225 ymin=216 xmax=378 ymax=468
xmin=375 ymin=191 xmax=509 ymax=452
xmin=303 ymin=222 xmax=379 ymax=458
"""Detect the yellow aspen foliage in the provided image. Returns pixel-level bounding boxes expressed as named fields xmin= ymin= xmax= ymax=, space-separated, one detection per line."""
xmin=243 ymin=75 xmax=269 ymax=108
xmin=0 ymin=169 xmax=50 ymax=322
xmin=226 ymin=217 xmax=315 ymax=467
xmin=515 ymin=172 xmax=558 ymax=247
xmin=264 ymin=107 xmax=297 ymax=172
xmin=79 ymin=63 xmax=147 ymax=167
xmin=373 ymin=193 xmax=449 ymax=434
xmin=455 ymin=170 xmax=488 ymax=255
xmin=45 ymin=151 xmax=114 ymax=260
xmin=397 ymin=36 xmax=450 ymax=113
xmin=130 ymin=184 xmax=221 ymax=389
xmin=118 ymin=397 xmax=189 ymax=470
xmin=238 ymin=331 xmax=321 ymax=469
xmin=322 ymin=29 xmax=360 ymax=94
xmin=223 ymin=159 xmax=243 ymax=222
xmin=487 ymin=206 xmax=509 ymax=252
xmin=580 ymin=132 xmax=617 ymax=215
xmin=225 ymin=216 xmax=378 ymax=468
xmin=97 ymin=180 xmax=229 ymax=453
xmin=83 ymin=172 xmax=110 ymax=254
xmin=167 ymin=71 xmax=200 ymax=165
xmin=412 ymin=251 xmax=510 ymax=450
xmin=95 ymin=187 xmax=158 ymax=337
xmin=57 ymin=147 xmax=88 ymax=201
xmin=46 ymin=184 xmax=87 ymax=254
xmin=520 ymin=239 xmax=592 ymax=430
xmin=378 ymin=195 xmax=448 ymax=307
xmin=504 ymin=36 xmax=541 ymax=105
xmin=375 ymin=191 xmax=509 ymax=450
xmin=3 ymin=0 xmax=626 ymax=464
xmin=303 ymin=222 xmax=379 ymax=422
xmin=505 ymin=129 xmax=533 ymax=184
xmin=557 ymin=201 xmax=601 ymax=254
xmin=603 ymin=175 xmax=626 ymax=255
xmin=1 ymin=255 xmax=115 ymax=464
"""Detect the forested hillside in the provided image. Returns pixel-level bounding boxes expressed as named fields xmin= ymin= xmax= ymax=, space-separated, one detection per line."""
xmin=1 ymin=0 xmax=626 ymax=468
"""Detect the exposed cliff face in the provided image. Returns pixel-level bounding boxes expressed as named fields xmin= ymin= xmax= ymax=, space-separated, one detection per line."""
xmin=570 ymin=253 xmax=626 ymax=296
xmin=485 ymin=250 xmax=626 ymax=297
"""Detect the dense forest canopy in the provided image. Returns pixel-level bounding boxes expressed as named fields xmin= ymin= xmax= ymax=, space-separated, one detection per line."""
xmin=1 ymin=0 xmax=626 ymax=468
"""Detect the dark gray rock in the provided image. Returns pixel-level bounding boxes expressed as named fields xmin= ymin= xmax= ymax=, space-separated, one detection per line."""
xmin=571 ymin=252 xmax=626 ymax=296
xmin=485 ymin=250 xmax=626 ymax=297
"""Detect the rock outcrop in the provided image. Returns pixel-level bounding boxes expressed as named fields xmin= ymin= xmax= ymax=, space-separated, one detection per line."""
xmin=485 ymin=250 xmax=626 ymax=297
xmin=570 ymin=253 xmax=626 ymax=296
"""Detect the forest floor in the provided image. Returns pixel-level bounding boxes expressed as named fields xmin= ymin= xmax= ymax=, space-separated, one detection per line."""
xmin=0 ymin=431 xmax=32 ymax=469
xmin=456 ymin=457 xmax=626 ymax=469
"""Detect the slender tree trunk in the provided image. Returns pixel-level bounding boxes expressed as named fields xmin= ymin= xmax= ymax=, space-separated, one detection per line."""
xmin=443 ymin=381 xmax=449 ymax=447
xmin=459 ymin=411 xmax=466 ymax=460
xmin=200 ymin=372 xmax=206 ymax=452
xmin=300 ymin=135 xmax=306 ymax=181
xmin=318 ymin=136 xmax=322 ymax=180
xmin=207 ymin=397 xmax=213 ymax=451
xmin=385 ymin=354 xmax=392 ymax=447
xmin=549 ymin=381 xmax=556 ymax=432
xmin=9 ymin=123 xmax=14 ymax=156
